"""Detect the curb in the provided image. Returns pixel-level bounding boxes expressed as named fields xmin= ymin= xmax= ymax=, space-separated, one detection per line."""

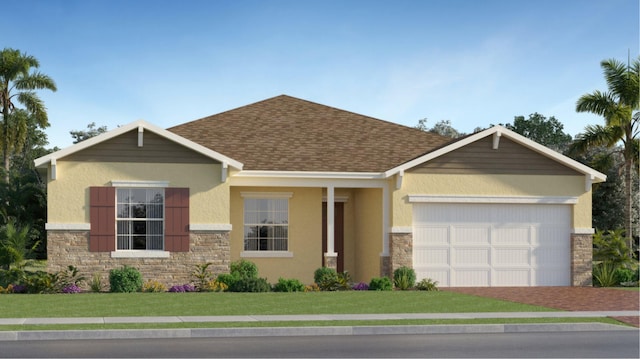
xmin=0 ymin=323 xmax=635 ymax=341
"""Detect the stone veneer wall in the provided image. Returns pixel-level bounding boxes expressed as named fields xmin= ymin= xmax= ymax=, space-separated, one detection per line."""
xmin=389 ymin=233 xmax=413 ymax=275
xmin=571 ymin=233 xmax=593 ymax=287
xmin=47 ymin=230 xmax=231 ymax=290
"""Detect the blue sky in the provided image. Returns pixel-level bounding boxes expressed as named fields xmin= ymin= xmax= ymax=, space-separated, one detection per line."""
xmin=4 ymin=0 xmax=639 ymax=149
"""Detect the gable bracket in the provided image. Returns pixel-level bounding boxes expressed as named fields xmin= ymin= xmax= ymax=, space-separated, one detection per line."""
xmin=492 ymin=131 xmax=502 ymax=149
xmin=221 ymin=162 xmax=228 ymax=183
xmin=138 ymin=126 xmax=144 ymax=147
xmin=50 ymin=158 xmax=57 ymax=180
xmin=585 ymin=174 xmax=594 ymax=192
xmin=395 ymin=170 xmax=404 ymax=189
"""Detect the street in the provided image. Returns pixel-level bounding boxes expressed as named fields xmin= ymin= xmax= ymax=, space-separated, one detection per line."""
xmin=1 ymin=330 xmax=638 ymax=358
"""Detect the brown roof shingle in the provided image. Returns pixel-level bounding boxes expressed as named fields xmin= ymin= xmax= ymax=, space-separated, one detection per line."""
xmin=168 ymin=95 xmax=451 ymax=172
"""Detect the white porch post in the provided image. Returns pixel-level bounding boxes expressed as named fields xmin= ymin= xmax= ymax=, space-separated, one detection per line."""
xmin=326 ymin=185 xmax=335 ymax=255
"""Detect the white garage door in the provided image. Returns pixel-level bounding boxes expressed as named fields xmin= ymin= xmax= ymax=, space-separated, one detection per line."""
xmin=413 ymin=203 xmax=571 ymax=287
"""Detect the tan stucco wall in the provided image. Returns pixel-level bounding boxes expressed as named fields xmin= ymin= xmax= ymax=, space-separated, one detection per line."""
xmin=47 ymin=161 xmax=229 ymax=224
xmin=353 ymin=188 xmax=383 ymax=282
xmin=229 ymin=186 xmax=323 ymax=284
xmin=392 ymin=173 xmax=591 ymax=229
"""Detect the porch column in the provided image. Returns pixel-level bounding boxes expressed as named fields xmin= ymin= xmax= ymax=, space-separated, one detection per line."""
xmin=324 ymin=186 xmax=337 ymax=269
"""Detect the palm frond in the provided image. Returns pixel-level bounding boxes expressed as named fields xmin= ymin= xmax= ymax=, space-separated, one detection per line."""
xmin=16 ymin=92 xmax=48 ymax=127
xmin=14 ymin=72 xmax=57 ymax=92
xmin=601 ymin=58 xmax=640 ymax=108
xmin=568 ymin=124 xmax=619 ymax=155
xmin=576 ymin=90 xmax=618 ymax=118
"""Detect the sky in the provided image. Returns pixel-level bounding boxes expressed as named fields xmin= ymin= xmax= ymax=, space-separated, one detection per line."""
xmin=4 ymin=0 xmax=639 ymax=149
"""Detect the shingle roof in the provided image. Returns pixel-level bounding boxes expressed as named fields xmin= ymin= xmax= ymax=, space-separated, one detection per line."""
xmin=168 ymin=95 xmax=452 ymax=172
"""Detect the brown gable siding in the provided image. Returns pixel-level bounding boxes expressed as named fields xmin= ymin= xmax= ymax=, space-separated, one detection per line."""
xmin=169 ymin=95 xmax=452 ymax=172
xmin=89 ymin=186 xmax=116 ymax=252
xmin=409 ymin=136 xmax=581 ymax=175
xmin=164 ymin=188 xmax=190 ymax=252
xmin=64 ymin=130 xmax=216 ymax=164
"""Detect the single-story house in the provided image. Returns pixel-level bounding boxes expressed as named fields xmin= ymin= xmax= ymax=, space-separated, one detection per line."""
xmin=35 ymin=95 xmax=606 ymax=287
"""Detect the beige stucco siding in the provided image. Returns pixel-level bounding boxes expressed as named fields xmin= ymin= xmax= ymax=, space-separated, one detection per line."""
xmin=393 ymin=173 xmax=591 ymax=229
xmin=230 ymin=187 xmax=322 ymax=284
xmin=47 ymin=161 xmax=229 ymax=224
xmin=353 ymin=188 xmax=382 ymax=282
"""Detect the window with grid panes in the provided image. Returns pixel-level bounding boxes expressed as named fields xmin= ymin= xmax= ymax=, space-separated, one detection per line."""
xmin=116 ymin=188 xmax=164 ymax=250
xmin=243 ymin=198 xmax=288 ymax=251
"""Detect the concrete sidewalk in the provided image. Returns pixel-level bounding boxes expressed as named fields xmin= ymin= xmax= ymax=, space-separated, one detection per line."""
xmin=0 ymin=311 xmax=637 ymax=341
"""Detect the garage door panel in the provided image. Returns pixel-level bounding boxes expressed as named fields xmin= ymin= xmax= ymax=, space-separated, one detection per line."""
xmin=414 ymin=247 xmax=449 ymax=265
xmin=493 ymin=248 xmax=531 ymax=266
xmin=454 ymin=269 xmax=490 ymax=286
xmin=494 ymin=269 xmax=532 ymax=286
xmin=452 ymin=226 xmax=490 ymax=244
xmin=412 ymin=203 xmax=570 ymax=287
xmin=453 ymin=248 xmax=490 ymax=266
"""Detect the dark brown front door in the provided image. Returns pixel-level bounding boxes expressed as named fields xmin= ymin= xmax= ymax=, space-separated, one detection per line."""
xmin=322 ymin=202 xmax=344 ymax=273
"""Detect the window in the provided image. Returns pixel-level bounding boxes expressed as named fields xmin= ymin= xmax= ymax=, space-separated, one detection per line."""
xmin=243 ymin=198 xmax=288 ymax=251
xmin=116 ymin=188 xmax=164 ymax=250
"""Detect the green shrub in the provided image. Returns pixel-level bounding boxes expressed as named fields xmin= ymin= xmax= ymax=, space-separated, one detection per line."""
xmin=216 ymin=273 xmax=238 ymax=289
xmin=614 ymin=267 xmax=638 ymax=285
xmin=192 ymin=263 xmax=215 ymax=292
xmin=593 ymin=262 xmax=618 ymax=287
xmin=273 ymin=277 xmax=305 ymax=292
xmin=89 ymin=273 xmax=104 ymax=293
xmin=142 ymin=279 xmax=167 ymax=292
xmin=415 ymin=278 xmax=439 ymax=291
xmin=109 ymin=266 xmax=143 ymax=293
xmin=593 ymin=229 xmax=634 ymax=268
xmin=230 ymin=259 xmax=258 ymax=279
xmin=393 ymin=266 xmax=416 ymax=290
xmin=314 ymin=268 xmax=351 ymax=291
xmin=368 ymin=276 xmax=392 ymax=291
xmin=314 ymin=267 xmax=337 ymax=285
xmin=228 ymin=277 xmax=271 ymax=292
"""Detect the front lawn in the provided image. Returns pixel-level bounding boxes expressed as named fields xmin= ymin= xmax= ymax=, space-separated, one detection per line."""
xmin=0 ymin=291 xmax=557 ymax=318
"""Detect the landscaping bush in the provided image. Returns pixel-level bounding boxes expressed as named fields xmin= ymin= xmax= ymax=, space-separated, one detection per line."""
xmin=62 ymin=284 xmax=82 ymax=294
xmin=393 ymin=266 xmax=416 ymax=290
xmin=202 ymin=279 xmax=227 ymax=292
xmin=169 ymin=284 xmax=196 ymax=293
xmin=316 ymin=269 xmax=351 ymax=291
xmin=314 ymin=267 xmax=338 ymax=285
xmin=228 ymin=277 xmax=271 ymax=292
xmin=56 ymin=265 xmax=86 ymax=290
xmin=415 ymin=278 xmax=439 ymax=291
xmin=352 ymin=282 xmax=369 ymax=291
xmin=273 ymin=277 xmax=305 ymax=292
xmin=593 ymin=261 xmax=618 ymax=287
xmin=230 ymin=259 xmax=258 ymax=279
xmin=304 ymin=283 xmax=320 ymax=292
xmin=89 ymin=273 xmax=104 ymax=293
xmin=216 ymin=273 xmax=238 ymax=288
xmin=368 ymin=276 xmax=392 ymax=291
xmin=109 ymin=266 xmax=143 ymax=293
xmin=614 ymin=266 xmax=639 ymax=286
xmin=22 ymin=270 xmax=58 ymax=293
xmin=191 ymin=262 xmax=214 ymax=292
xmin=142 ymin=279 xmax=167 ymax=293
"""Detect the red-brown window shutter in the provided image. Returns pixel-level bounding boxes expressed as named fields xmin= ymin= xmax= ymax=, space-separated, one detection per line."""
xmin=165 ymin=188 xmax=190 ymax=252
xmin=89 ymin=186 xmax=116 ymax=252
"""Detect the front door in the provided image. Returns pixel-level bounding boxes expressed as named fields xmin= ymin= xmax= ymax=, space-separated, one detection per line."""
xmin=322 ymin=202 xmax=344 ymax=273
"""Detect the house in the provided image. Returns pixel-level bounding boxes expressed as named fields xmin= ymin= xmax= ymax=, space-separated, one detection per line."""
xmin=34 ymin=95 xmax=606 ymax=287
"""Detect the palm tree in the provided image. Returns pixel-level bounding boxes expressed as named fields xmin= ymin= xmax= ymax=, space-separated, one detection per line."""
xmin=570 ymin=57 xmax=639 ymax=252
xmin=0 ymin=48 xmax=56 ymax=182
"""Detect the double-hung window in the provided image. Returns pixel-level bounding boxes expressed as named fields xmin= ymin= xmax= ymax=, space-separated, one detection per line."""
xmin=116 ymin=188 xmax=164 ymax=250
xmin=243 ymin=196 xmax=289 ymax=251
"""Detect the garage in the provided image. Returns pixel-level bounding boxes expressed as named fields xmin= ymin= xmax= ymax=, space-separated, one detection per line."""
xmin=412 ymin=202 xmax=571 ymax=287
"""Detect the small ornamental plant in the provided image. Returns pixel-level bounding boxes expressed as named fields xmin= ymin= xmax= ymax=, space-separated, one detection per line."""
xmin=304 ymin=283 xmax=320 ymax=292
xmin=169 ymin=284 xmax=196 ymax=293
xmin=62 ymin=284 xmax=82 ymax=294
xmin=11 ymin=284 xmax=26 ymax=294
xmin=415 ymin=278 xmax=439 ymax=291
xmin=352 ymin=282 xmax=369 ymax=291
xmin=142 ymin=279 xmax=167 ymax=293
xmin=368 ymin=277 xmax=392 ymax=291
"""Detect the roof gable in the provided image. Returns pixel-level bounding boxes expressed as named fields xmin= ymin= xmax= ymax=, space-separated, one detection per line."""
xmin=386 ymin=126 xmax=607 ymax=183
xmin=168 ymin=95 xmax=451 ymax=172
xmin=34 ymin=120 xmax=243 ymax=169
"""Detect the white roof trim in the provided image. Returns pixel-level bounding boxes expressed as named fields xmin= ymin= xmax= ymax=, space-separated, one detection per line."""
xmin=234 ymin=170 xmax=385 ymax=180
xmin=34 ymin=119 xmax=243 ymax=170
xmin=408 ymin=195 xmax=579 ymax=204
xmin=384 ymin=125 xmax=606 ymax=183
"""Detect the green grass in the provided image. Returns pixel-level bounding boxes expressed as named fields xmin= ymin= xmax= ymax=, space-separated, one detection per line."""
xmin=0 ymin=291 xmax=558 ymax=318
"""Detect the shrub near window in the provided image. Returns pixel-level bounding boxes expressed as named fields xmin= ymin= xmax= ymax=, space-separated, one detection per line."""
xmin=273 ymin=278 xmax=305 ymax=292
xmin=393 ymin=266 xmax=416 ymax=290
xmin=109 ymin=266 xmax=143 ymax=293
xmin=368 ymin=277 xmax=392 ymax=291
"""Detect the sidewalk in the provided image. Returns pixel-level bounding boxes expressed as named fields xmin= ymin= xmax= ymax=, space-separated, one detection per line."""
xmin=0 ymin=311 xmax=637 ymax=341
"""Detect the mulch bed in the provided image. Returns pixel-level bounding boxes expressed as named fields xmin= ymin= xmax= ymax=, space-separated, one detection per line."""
xmin=444 ymin=287 xmax=640 ymax=327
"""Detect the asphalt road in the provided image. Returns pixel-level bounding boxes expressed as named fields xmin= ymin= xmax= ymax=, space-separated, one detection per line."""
xmin=1 ymin=331 xmax=638 ymax=358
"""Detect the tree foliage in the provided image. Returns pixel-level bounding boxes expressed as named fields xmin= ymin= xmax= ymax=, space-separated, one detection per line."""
xmin=569 ymin=57 xmax=639 ymax=245
xmin=0 ymin=48 xmax=56 ymax=182
xmin=70 ymin=122 xmax=108 ymax=144
xmin=415 ymin=118 xmax=464 ymax=138
xmin=504 ymin=113 xmax=572 ymax=152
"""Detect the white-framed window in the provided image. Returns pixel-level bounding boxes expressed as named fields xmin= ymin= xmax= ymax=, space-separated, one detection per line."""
xmin=116 ymin=188 xmax=164 ymax=250
xmin=243 ymin=195 xmax=289 ymax=252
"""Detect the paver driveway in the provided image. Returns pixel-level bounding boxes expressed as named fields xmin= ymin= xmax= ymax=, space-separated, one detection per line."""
xmin=444 ymin=287 xmax=640 ymax=327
